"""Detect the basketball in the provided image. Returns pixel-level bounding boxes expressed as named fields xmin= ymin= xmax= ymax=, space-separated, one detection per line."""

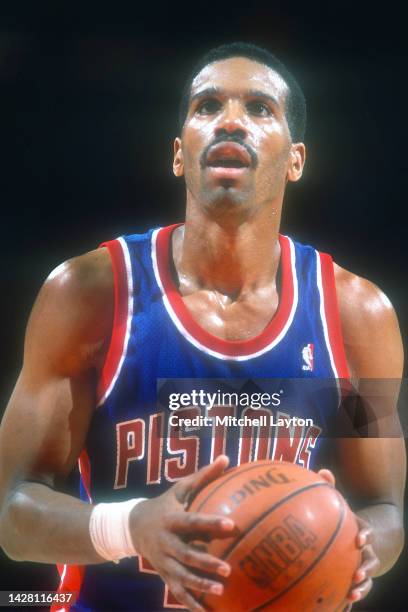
xmin=188 ymin=460 xmax=360 ymax=611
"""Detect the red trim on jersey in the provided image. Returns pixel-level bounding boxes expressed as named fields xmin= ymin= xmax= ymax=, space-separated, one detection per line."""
xmin=51 ymin=564 xmax=84 ymax=612
xmin=319 ymin=252 xmax=350 ymax=379
xmin=78 ymin=449 xmax=92 ymax=503
xmin=155 ymin=225 xmax=295 ymax=357
xmin=96 ymin=239 xmax=129 ymax=404
xmin=51 ymin=450 xmax=91 ymax=611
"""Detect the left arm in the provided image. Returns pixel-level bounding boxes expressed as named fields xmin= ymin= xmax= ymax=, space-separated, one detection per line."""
xmin=333 ymin=264 xmax=406 ymax=601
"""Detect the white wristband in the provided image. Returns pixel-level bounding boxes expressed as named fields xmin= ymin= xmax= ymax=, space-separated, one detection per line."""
xmin=89 ymin=498 xmax=147 ymax=564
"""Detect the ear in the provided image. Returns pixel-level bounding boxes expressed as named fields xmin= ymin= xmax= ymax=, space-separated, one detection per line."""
xmin=286 ymin=143 xmax=306 ymax=182
xmin=173 ymin=137 xmax=184 ymax=177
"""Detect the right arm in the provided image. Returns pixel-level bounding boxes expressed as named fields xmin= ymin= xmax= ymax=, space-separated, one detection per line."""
xmin=0 ymin=248 xmax=232 ymax=611
xmin=0 ymin=248 xmax=114 ymax=563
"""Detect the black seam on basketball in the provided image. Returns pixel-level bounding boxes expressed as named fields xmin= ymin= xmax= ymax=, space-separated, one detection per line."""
xmin=253 ymin=498 xmax=346 ymax=611
xmin=221 ymin=482 xmax=331 ymax=560
xmin=194 ymin=462 xmax=302 ymax=512
xmin=198 ymin=482 xmax=332 ymax=607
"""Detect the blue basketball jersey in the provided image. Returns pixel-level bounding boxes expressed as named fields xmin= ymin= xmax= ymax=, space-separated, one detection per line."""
xmin=54 ymin=224 xmax=349 ymax=612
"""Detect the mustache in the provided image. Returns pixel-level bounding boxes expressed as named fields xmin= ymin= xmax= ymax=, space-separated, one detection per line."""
xmin=199 ymin=134 xmax=258 ymax=169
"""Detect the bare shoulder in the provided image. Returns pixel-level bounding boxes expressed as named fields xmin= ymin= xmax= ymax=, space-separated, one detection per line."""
xmin=42 ymin=247 xmax=113 ymax=305
xmin=333 ymin=263 xmax=396 ymax=328
xmin=26 ymin=248 xmax=114 ymax=377
xmin=333 ymin=263 xmax=403 ymax=378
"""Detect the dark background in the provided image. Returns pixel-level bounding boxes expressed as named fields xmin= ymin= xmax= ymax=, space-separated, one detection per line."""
xmin=0 ymin=2 xmax=407 ymax=610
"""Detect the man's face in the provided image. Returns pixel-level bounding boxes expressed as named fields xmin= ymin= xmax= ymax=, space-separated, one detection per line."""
xmin=174 ymin=57 xmax=304 ymax=216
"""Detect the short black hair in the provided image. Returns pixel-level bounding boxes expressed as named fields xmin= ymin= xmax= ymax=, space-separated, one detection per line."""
xmin=179 ymin=42 xmax=306 ymax=142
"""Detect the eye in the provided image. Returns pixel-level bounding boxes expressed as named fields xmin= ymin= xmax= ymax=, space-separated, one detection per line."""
xmin=196 ymin=98 xmax=222 ymax=115
xmin=247 ymin=100 xmax=272 ymax=117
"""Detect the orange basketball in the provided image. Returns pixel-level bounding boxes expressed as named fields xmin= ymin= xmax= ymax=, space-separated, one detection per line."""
xmin=188 ymin=460 xmax=360 ymax=611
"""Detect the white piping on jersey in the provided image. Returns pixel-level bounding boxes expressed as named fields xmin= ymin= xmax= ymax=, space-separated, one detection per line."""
xmin=316 ymin=251 xmax=341 ymax=404
xmin=97 ymin=237 xmax=134 ymax=407
xmin=151 ymin=228 xmax=299 ymax=361
xmin=53 ymin=564 xmax=67 ymax=612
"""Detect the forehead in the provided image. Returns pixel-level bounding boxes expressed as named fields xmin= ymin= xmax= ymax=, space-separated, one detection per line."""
xmin=190 ymin=57 xmax=288 ymax=104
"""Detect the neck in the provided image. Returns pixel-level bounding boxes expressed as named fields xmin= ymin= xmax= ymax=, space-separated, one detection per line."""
xmin=173 ymin=199 xmax=282 ymax=299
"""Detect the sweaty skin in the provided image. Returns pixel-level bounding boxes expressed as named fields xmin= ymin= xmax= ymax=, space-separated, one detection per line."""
xmin=0 ymin=57 xmax=405 ymax=612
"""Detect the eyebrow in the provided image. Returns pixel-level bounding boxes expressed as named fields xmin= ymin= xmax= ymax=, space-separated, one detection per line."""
xmin=190 ymin=87 xmax=280 ymax=108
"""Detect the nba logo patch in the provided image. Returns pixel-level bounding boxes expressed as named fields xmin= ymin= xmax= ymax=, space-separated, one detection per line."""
xmin=302 ymin=343 xmax=314 ymax=371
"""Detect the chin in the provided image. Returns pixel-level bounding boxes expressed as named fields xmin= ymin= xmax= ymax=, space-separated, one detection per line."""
xmin=202 ymin=187 xmax=254 ymax=222
xmin=206 ymin=184 xmax=249 ymax=207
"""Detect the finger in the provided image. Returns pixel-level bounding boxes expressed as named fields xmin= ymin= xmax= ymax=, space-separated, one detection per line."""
xmin=176 ymin=455 xmax=230 ymax=505
xmin=318 ymin=468 xmax=336 ymax=487
xmin=356 ymin=528 xmax=373 ymax=548
xmin=355 ymin=516 xmax=373 ymax=548
xmin=166 ymin=557 xmax=225 ymax=595
xmin=167 ymin=581 xmax=205 ymax=612
xmin=353 ymin=549 xmax=380 ymax=583
xmin=347 ymin=577 xmax=373 ymax=603
xmin=165 ymin=511 xmax=235 ymax=536
xmin=167 ymin=537 xmax=231 ymax=577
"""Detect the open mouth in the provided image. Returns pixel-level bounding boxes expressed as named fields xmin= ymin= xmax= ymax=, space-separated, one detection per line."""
xmin=207 ymin=159 xmax=248 ymax=168
xmin=206 ymin=142 xmax=252 ymax=169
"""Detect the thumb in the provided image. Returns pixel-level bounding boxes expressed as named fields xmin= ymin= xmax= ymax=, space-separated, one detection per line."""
xmin=175 ymin=455 xmax=230 ymax=506
xmin=318 ymin=468 xmax=336 ymax=487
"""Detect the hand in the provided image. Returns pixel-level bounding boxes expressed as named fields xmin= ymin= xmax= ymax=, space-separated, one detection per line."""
xmin=129 ymin=455 xmax=235 ymax=611
xmin=346 ymin=516 xmax=380 ymax=607
xmin=317 ymin=470 xmax=381 ymax=609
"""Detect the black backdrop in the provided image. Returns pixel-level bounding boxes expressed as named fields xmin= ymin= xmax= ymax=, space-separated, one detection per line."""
xmin=0 ymin=2 xmax=407 ymax=610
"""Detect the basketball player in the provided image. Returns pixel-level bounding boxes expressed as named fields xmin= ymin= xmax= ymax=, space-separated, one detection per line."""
xmin=0 ymin=43 xmax=405 ymax=611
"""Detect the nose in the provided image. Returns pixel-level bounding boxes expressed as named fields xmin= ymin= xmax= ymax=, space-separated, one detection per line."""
xmin=215 ymin=100 xmax=248 ymax=141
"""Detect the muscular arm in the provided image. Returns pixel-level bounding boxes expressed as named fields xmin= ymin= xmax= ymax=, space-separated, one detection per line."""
xmin=334 ymin=264 xmax=405 ymax=576
xmin=0 ymin=250 xmax=232 ymax=610
xmin=0 ymin=248 xmax=114 ymax=563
